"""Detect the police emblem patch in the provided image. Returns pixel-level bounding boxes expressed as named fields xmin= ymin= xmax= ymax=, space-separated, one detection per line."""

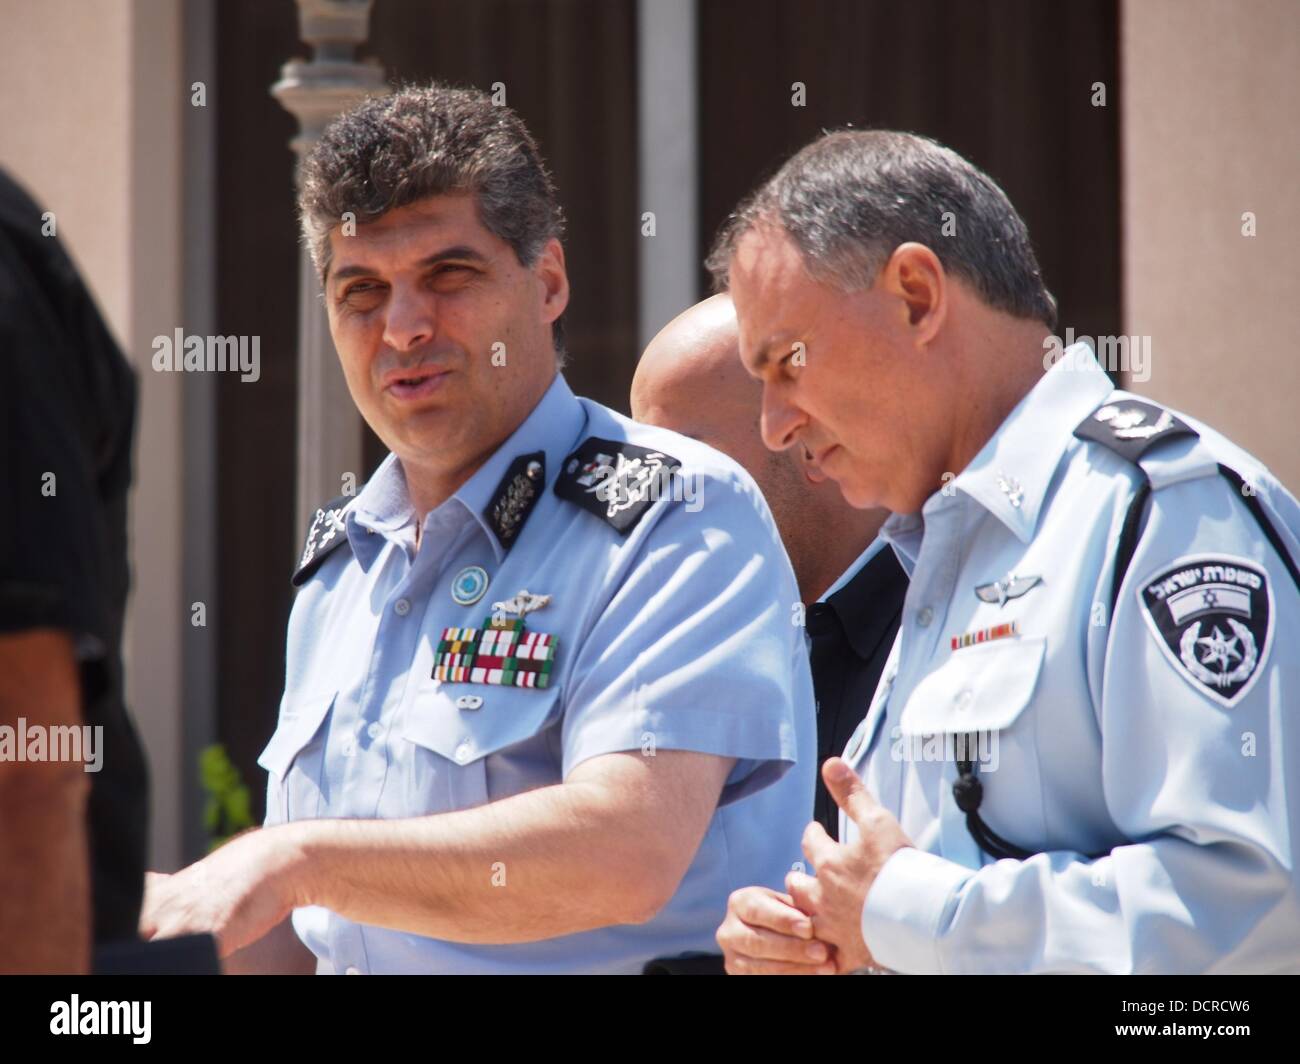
xmin=451 ymin=565 xmax=490 ymax=606
xmin=1138 ymin=554 xmax=1273 ymax=708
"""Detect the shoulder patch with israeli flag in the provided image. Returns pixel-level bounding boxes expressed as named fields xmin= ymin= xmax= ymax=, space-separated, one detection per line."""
xmin=1137 ymin=554 xmax=1272 ymax=708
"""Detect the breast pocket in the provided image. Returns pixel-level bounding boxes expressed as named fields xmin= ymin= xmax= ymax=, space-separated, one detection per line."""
xmin=897 ymin=637 xmax=1047 ymax=856
xmin=256 ymin=691 xmax=336 ymax=823
xmin=396 ymin=681 xmax=563 ymax=813
xmin=898 ymin=637 xmax=1046 ymax=739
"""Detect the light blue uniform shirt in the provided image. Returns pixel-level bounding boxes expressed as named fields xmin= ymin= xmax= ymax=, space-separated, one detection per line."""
xmin=844 ymin=345 xmax=1300 ymax=974
xmin=260 ymin=374 xmax=815 ymax=973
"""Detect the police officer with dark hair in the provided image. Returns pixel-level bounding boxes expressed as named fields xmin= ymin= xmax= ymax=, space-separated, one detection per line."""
xmin=140 ymin=84 xmax=816 ymax=975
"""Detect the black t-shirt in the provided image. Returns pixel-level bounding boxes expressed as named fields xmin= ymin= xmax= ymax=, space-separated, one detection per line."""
xmin=806 ymin=546 xmax=908 ymax=841
xmin=0 ymin=169 xmax=148 ymax=943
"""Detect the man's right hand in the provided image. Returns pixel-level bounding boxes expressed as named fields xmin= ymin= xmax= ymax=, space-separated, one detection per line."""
xmin=716 ymin=885 xmax=837 ymax=975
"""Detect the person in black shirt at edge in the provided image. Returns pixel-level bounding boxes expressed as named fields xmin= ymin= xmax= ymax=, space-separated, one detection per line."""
xmin=0 ymin=168 xmax=150 ymax=973
xmin=632 ymin=294 xmax=909 ymax=841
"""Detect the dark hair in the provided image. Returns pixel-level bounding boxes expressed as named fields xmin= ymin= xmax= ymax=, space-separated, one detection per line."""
xmin=299 ymin=82 xmax=568 ymax=354
xmin=707 ymin=129 xmax=1056 ymax=329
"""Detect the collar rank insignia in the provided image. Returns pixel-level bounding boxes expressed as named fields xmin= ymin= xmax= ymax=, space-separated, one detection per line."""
xmin=485 ymin=451 xmax=545 ymax=550
xmin=434 ymin=588 xmax=558 ymax=688
xmin=975 ymin=572 xmax=1042 ymax=607
xmin=292 ymin=494 xmax=353 ymax=587
xmin=1074 ymin=398 xmax=1197 ymax=463
xmin=1138 ymin=554 xmax=1272 ymax=708
xmin=554 ymin=437 xmax=682 ymax=535
xmin=995 ymin=471 xmax=1024 ymax=509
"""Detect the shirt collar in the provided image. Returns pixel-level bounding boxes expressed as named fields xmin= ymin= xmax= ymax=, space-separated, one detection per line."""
xmin=822 ymin=543 xmax=909 ymax=661
xmin=348 ymin=373 xmax=588 ymax=570
xmin=345 ymin=453 xmax=414 ymax=571
xmin=923 ymin=342 xmax=1115 ymax=543
xmin=817 ymin=536 xmax=888 ymax=603
xmin=453 ymin=373 xmax=587 ymax=562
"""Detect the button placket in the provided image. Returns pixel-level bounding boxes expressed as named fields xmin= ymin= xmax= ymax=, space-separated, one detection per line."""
xmin=352 ymin=546 xmax=432 ymax=814
xmin=888 ymin=504 xmax=965 ymax=820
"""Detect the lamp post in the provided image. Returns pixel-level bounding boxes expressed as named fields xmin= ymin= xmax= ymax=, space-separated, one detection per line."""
xmin=272 ymin=0 xmax=387 ymax=535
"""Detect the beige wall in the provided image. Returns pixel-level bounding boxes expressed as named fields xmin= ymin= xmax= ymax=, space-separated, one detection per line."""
xmin=0 ymin=0 xmax=186 ymax=870
xmin=1122 ymin=0 xmax=1300 ymax=490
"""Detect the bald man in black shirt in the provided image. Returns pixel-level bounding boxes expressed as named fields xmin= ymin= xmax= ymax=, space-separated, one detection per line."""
xmin=632 ymin=294 xmax=908 ymax=841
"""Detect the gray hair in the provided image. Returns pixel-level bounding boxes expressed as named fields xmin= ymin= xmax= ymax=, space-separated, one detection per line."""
xmin=299 ymin=82 xmax=568 ymax=355
xmin=707 ymin=129 xmax=1056 ymax=329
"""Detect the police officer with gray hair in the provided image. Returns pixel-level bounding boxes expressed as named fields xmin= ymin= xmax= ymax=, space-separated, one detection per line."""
xmin=714 ymin=129 xmax=1300 ymax=975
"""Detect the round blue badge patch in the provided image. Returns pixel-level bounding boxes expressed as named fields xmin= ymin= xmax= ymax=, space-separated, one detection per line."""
xmin=451 ymin=565 xmax=489 ymax=606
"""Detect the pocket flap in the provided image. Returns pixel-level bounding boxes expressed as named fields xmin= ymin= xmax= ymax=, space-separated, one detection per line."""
xmin=257 ymin=691 xmax=336 ymax=778
xmin=400 ymin=681 xmax=562 ymax=765
xmin=898 ymin=637 xmax=1045 ymax=736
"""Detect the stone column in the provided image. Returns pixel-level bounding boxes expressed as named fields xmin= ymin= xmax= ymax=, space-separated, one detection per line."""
xmin=272 ymin=0 xmax=387 ymax=534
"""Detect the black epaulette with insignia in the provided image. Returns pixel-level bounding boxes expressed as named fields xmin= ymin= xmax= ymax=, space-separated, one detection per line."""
xmin=1075 ymin=394 xmax=1300 ymax=617
xmin=554 ymin=437 xmax=682 ymax=535
xmin=1073 ymin=396 xmax=1196 ymax=463
xmin=1074 ymin=397 xmax=1200 ymax=615
xmin=291 ymin=494 xmax=353 ymax=587
xmin=484 ymin=451 xmax=546 ymax=550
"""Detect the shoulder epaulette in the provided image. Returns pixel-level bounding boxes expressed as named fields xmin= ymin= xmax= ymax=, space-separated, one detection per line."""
xmin=554 ymin=437 xmax=682 ymax=535
xmin=1072 ymin=396 xmax=1197 ymax=463
xmin=1076 ymin=395 xmax=1300 ymax=610
xmin=291 ymin=495 xmax=353 ymax=587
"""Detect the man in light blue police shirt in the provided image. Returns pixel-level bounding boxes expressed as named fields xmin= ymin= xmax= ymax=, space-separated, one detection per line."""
xmin=138 ymin=84 xmax=815 ymax=974
xmin=714 ymin=130 xmax=1300 ymax=974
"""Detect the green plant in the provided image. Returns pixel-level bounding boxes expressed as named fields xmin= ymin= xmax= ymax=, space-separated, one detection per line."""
xmin=199 ymin=743 xmax=254 ymax=852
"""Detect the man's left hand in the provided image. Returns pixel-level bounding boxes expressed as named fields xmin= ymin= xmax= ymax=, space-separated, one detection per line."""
xmin=786 ymin=757 xmax=912 ymax=973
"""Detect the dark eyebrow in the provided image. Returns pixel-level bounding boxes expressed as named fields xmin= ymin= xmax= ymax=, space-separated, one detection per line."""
xmin=328 ymin=245 xmax=488 ymax=286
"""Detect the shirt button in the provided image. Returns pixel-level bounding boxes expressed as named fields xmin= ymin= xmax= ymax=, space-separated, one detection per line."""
xmin=394 ymin=598 xmax=411 ymax=616
xmin=917 ymin=607 xmax=934 ymax=627
xmin=955 ymin=687 xmax=973 ymax=711
xmin=366 ymin=721 xmax=383 ymax=739
xmin=454 ymin=741 xmax=473 ymax=764
xmin=344 ymin=966 xmax=361 ymax=975
xmin=340 ymin=736 xmax=357 ymax=757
